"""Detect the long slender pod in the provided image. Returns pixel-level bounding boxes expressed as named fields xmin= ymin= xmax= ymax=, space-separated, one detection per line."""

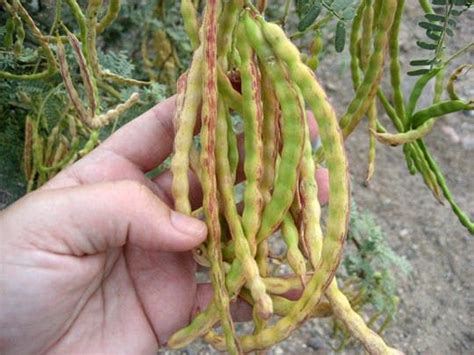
xmin=433 ymin=68 xmax=445 ymax=104
xmin=409 ymin=142 xmax=442 ymax=200
xmin=199 ymin=1 xmax=240 ymax=352
xmin=225 ymin=109 xmax=240 ymax=182
xmin=373 ymin=119 xmax=436 ymax=146
xmin=388 ymin=0 xmax=407 ymax=125
xmin=339 ymin=0 xmax=397 ymax=139
xmin=217 ymin=0 xmax=243 ymax=69
xmin=170 ymin=47 xmax=203 ymax=214
xmin=411 ymin=100 xmax=473 ymax=128
xmin=237 ymin=23 xmax=265 ymax=252
xmin=0 ymin=0 xmax=57 ymax=80
xmin=295 ymin=87 xmax=323 ymax=269
xmin=96 ymin=0 xmax=120 ymax=33
xmin=349 ymin=1 xmax=366 ymax=89
xmin=281 ymin=213 xmax=307 ymax=278
xmin=447 ymin=64 xmax=473 ymax=101
xmin=359 ymin=0 xmax=377 ymax=181
xmin=326 ymin=281 xmax=402 ymax=354
xmin=84 ymin=0 xmax=102 ymax=108
xmin=170 ymin=9 xmax=344 ymax=348
xmin=211 ymin=13 xmax=351 ymax=351
xmin=257 ymin=62 xmax=280 ymax=276
xmin=181 ymin=0 xmax=200 ymax=50
xmin=215 ymin=93 xmax=273 ymax=319
xmin=218 ymin=66 xmax=243 ymax=113
xmin=252 ymin=13 xmax=350 ymax=271
xmin=406 ymin=68 xmax=441 ymax=120
xmin=417 ymin=141 xmax=474 ymax=234
xmin=246 ymin=23 xmax=305 ymax=245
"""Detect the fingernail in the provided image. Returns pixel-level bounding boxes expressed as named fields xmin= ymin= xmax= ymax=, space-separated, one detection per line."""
xmin=171 ymin=211 xmax=207 ymax=237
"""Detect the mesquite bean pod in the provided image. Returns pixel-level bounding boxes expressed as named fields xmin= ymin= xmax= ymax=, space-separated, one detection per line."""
xmin=412 ymin=100 xmax=473 ymax=128
xmin=237 ymin=23 xmax=265 ymax=251
xmin=417 ymin=141 xmax=474 ymax=233
xmin=202 ymin=14 xmax=350 ymax=351
xmin=281 ymin=213 xmax=307 ymax=278
xmin=373 ymin=119 xmax=436 ymax=146
xmin=168 ymin=1 xmax=409 ymax=352
xmin=171 ymin=47 xmax=203 ymax=215
xmin=199 ymin=1 xmax=240 ymax=352
xmin=215 ymin=93 xmax=272 ymax=320
xmin=388 ymin=0 xmax=407 ymax=124
xmin=246 ymin=18 xmax=305 ymax=245
xmin=326 ymin=281 xmax=401 ymax=354
xmin=181 ymin=0 xmax=200 ymax=50
xmin=339 ymin=0 xmax=397 ymax=139
xmin=359 ymin=0 xmax=377 ymax=181
xmin=447 ymin=64 xmax=473 ymax=101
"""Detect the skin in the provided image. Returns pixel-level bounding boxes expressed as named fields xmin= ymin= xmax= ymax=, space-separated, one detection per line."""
xmin=0 ymin=97 xmax=266 ymax=355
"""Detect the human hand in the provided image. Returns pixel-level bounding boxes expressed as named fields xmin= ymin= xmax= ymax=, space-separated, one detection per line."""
xmin=0 ymin=97 xmax=329 ymax=354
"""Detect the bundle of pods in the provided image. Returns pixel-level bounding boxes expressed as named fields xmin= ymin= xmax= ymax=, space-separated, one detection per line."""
xmin=169 ymin=1 xmax=401 ymax=353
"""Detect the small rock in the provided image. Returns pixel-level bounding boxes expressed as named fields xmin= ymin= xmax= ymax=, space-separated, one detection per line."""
xmin=306 ymin=338 xmax=326 ymax=351
xmin=461 ymin=134 xmax=474 ymax=150
xmin=441 ymin=125 xmax=461 ymax=144
xmin=273 ymin=346 xmax=284 ymax=355
xmin=399 ymin=228 xmax=409 ymax=237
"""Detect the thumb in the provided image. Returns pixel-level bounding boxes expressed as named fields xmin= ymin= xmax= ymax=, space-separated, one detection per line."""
xmin=1 ymin=180 xmax=207 ymax=255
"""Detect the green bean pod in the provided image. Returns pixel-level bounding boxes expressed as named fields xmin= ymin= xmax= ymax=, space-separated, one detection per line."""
xmin=244 ymin=20 xmax=305 ymax=246
xmin=433 ymin=67 xmax=445 ymax=104
xmin=349 ymin=1 xmax=365 ymax=90
xmin=96 ymin=0 xmax=120 ymax=33
xmin=412 ymin=100 xmax=472 ymax=128
xmin=409 ymin=142 xmax=442 ymax=201
xmin=181 ymin=0 xmax=200 ymax=50
xmin=359 ymin=0 xmax=377 ymax=181
xmin=388 ymin=0 xmax=407 ymax=124
xmin=13 ymin=14 xmax=25 ymax=56
xmin=294 ymin=89 xmax=324 ymax=269
xmin=218 ymin=66 xmax=243 ymax=113
xmin=237 ymin=23 xmax=265 ymax=251
xmin=215 ymin=93 xmax=273 ymax=320
xmin=306 ymin=30 xmax=323 ymax=71
xmin=257 ymin=62 xmax=280 ymax=276
xmin=373 ymin=119 xmax=435 ymax=146
xmin=339 ymin=0 xmax=397 ymax=139
xmin=4 ymin=17 xmax=15 ymax=48
xmin=282 ymin=213 xmax=307 ymax=278
xmin=406 ymin=68 xmax=441 ymax=121
xmin=213 ymin=13 xmax=351 ymax=351
xmin=217 ymin=0 xmax=243 ymax=69
xmin=417 ymin=141 xmax=474 ymax=234
xmin=360 ymin=0 xmax=374 ymax=69
xmin=447 ymin=64 xmax=473 ymax=101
